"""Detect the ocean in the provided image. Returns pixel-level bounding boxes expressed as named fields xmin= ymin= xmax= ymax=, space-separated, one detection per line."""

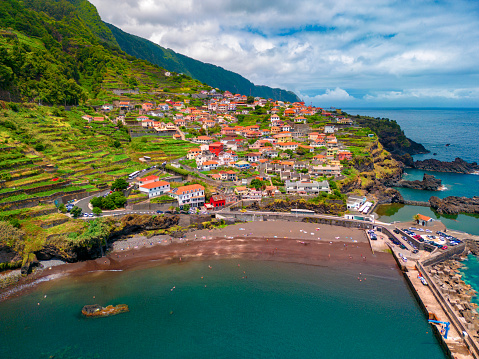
xmin=0 ymin=259 xmax=447 ymax=359
xmin=343 ymin=108 xmax=479 ymax=234
xmin=343 ymin=108 xmax=479 ymax=163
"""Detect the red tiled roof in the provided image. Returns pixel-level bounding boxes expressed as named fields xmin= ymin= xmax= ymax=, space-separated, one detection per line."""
xmin=176 ymin=184 xmax=204 ymax=195
xmin=138 ymin=175 xmax=159 ymax=182
xmin=140 ymin=180 xmax=170 ymax=189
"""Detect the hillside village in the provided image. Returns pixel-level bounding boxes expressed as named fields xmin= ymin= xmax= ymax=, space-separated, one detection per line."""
xmin=80 ymin=86 xmax=380 ymax=217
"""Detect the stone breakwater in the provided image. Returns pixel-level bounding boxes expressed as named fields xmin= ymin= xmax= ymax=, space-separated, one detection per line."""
xmin=430 ymin=259 xmax=479 ymax=339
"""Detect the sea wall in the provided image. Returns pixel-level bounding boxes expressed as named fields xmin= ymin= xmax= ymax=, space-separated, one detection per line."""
xmin=217 ymin=211 xmax=374 ymax=229
xmin=422 ymin=243 xmax=467 ymax=266
xmin=418 ymin=261 xmax=479 ymax=358
xmin=402 ymin=273 xmax=454 ymax=358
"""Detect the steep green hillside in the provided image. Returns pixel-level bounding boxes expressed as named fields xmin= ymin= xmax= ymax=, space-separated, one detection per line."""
xmin=105 ymin=23 xmax=301 ymax=102
xmin=0 ymin=0 xmax=200 ymax=105
xmin=66 ymin=0 xmax=119 ymax=48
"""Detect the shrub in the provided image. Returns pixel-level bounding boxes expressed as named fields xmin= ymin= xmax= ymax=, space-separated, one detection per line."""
xmin=70 ymin=206 xmax=82 ymax=218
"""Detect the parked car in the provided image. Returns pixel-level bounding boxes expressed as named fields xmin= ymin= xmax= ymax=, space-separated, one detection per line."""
xmin=156 ymin=210 xmax=164 ymax=214
xmin=393 ymin=229 xmax=400 ymax=234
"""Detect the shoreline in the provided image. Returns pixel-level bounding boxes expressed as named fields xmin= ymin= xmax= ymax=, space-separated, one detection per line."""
xmin=0 ymin=221 xmax=395 ymax=302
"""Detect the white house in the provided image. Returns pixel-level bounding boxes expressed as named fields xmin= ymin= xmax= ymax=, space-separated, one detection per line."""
xmin=137 ymin=175 xmax=159 ymax=186
xmin=169 ymin=184 xmax=205 ymax=208
xmin=284 ymin=180 xmax=330 ymax=195
xmin=324 ymin=125 xmax=337 ymax=134
xmin=139 ymin=180 xmax=170 ymax=198
xmin=198 ymin=160 xmax=219 ymax=171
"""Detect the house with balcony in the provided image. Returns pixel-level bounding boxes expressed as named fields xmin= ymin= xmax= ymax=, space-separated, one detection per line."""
xmin=276 ymin=142 xmax=299 ymax=151
xmin=169 ymin=184 xmax=205 ymax=208
xmin=284 ymin=180 xmax=330 ymax=195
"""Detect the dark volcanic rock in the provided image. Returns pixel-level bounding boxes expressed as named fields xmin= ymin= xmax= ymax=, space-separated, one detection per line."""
xmin=82 ymin=304 xmax=129 ymax=317
xmin=429 ymin=196 xmax=479 ymax=215
xmin=20 ymin=254 xmax=40 ymax=275
xmin=395 ymin=173 xmax=442 ymax=191
xmin=109 ymin=214 xmax=180 ymax=240
xmin=33 ymin=215 xmax=181 ymax=263
xmin=414 ymin=157 xmax=479 ymax=174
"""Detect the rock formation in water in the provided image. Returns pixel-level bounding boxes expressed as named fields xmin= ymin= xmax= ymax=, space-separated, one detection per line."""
xmin=395 ymin=173 xmax=442 ymax=191
xmin=82 ymin=304 xmax=129 ymax=317
xmin=414 ymin=157 xmax=479 ymax=174
xmin=429 ymin=196 xmax=479 ymax=215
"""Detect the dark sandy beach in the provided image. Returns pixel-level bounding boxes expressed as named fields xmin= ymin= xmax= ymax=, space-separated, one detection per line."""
xmin=0 ymin=221 xmax=397 ymax=301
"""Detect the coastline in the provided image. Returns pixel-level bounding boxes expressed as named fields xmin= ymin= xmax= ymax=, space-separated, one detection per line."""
xmin=0 ymin=221 xmax=395 ymax=302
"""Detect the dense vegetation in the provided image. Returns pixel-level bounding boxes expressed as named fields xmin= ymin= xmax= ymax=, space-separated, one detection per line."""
xmin=106 ymin=23 xmax=300 ymax=102
xmin=0 ymin=0 xmax=298 ymax=105
xmin=0 ymin=0 xmax=201 ymax=104
xmin=349 ymin=113 xmax=429 ymax=159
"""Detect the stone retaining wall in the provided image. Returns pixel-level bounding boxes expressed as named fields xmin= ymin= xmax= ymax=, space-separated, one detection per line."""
xmin=0 ymin=189 xmax=102 ymax=210
xmin=218 ymin=211 xmax=375 ymax=229
xmin=40 ymin=218 xmax=69 ymax=229
xmin=129 ymin=201 xmax=176 ymax=211
xmin=422 ymin=243 xmax=467 ymax=266
xmin=404 ymin=199 xmax=430 ymax=207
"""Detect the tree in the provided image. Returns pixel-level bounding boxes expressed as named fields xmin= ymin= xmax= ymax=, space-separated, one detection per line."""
xmin=250 ymin=178 xmax=265 ymax=190
xmin=92 ymin=207 xmax=102 ymax=216
xmin=90 ymin=196 xmax=102 ymax=208
xmin=112 ymin=140 xmax=121 ymax=148
xmin=111 ymin=191 xmax=127 ymax=208
xmin=111 ymin=178 xmax=128 ymax=191
xmin=183 ymin=204 xmax=190 ymax=212
xmin=58 ymin=204 xmax=67 ymax=213
xmin=247 ymin=96 xmax=254 ymax=104
xmin=413 ymin=214 xmax=420 ymax=224
xmin=70 ymin=206 xmax=82 ymax=218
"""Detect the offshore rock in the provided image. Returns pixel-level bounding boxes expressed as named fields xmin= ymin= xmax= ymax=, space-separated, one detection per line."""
xmin=429 ymin=196 xmax=479 ymax=215
xmin=414 ymin=157 xmax=479 ymax=174
xmin=395 ymin=173 xmax=442 ymax=191
xmin=82 ymin=304 xmax=129 ymax=317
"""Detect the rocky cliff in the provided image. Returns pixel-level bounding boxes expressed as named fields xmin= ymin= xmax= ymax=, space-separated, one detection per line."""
xmin=414 ymin=158 xmax=479 ymax=174
xmin=34 ymin=214 xmax=180 ymax=263
xmin=339 ymin=142 xmax=404 ymax=204
xmin=395 ymin=173 xmax=442 ymax=191
xmin=429 ymin=196 xmax=479 ymax=215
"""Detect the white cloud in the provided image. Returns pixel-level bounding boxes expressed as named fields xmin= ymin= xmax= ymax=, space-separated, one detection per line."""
xmin=90 ymin=0 xmax=479 ymax=106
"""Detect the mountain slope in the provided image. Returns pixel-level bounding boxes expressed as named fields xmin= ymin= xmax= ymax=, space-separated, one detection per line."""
xmin=0 ymin=0 xmax=202 ymax=104
xmin=66 ymin=0 xmax=119 ymax=48
xmin=105 ymin=22 xmax=300 ymax=102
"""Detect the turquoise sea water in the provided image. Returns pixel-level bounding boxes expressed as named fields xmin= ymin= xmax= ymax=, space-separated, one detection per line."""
xmin=350 ymin=108 xmax=479 ymax=233
xmin=343 ymin=108 xmax=479 ymax=163
xmin=0 ymin=259 xmax=447 ymax=359
xmin=459 ymin=254 xmax=479 ymax=306
xmin=397 ymin=168 xmax=479 ymax=201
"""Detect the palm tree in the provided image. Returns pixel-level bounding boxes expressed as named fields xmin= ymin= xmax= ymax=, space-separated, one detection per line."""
xmin=413 ymin=214 xmax=420 ymax=224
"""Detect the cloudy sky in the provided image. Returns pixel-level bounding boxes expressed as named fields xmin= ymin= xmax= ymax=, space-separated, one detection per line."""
xmin=91 ymin=0 xmax=479 ymax=107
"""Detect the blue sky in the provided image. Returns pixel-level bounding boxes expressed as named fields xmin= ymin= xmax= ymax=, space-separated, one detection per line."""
xmin=91 ymin=0 xmax=479 ymax=108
